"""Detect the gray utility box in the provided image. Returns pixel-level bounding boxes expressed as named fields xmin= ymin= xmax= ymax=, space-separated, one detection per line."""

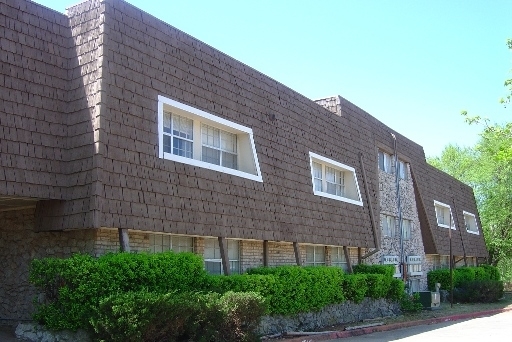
xmin=416 ymin=291 xmax=441 ymax=310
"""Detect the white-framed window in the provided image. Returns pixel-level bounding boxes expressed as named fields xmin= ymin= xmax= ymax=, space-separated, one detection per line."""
xmin=401 ymin=219 xmax=412 ymax=240
xmin=378 ymin=150 xmax=392 ymax=173
xmin=434 ymin=200 xmax=455 ymax=229
xmin=309 ymin=152 xmax=363 ymax=206
xmin=158 ymin=96 xmax=263 ymax=182
xmin=204 ymin=238 xmax=240 ymax=275
xmin=382 ymin=255 xmax=401 ymax=278
xmin=331 ymin=247 xmax=349 ymax=271
xmin=149 ymin=234 xmax=194 ymax=253
xmin=305 ymin=245 xmax=326 ymax=266
xmin=398 ymin=160 xmax=408 ymax=180
xmin=463 ymin=211 xmax=479 ymax=235
xmin=406 ymin=255 xmax=423 ymax=276
xmin=381 ymin=214 xmax=397 ymax=238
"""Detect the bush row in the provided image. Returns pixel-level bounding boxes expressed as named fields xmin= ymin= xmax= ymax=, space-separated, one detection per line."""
xmin=427 ymin=265 xmax=501 ymax=291
xmin=30 ymin=253 xmax=404 ymax=332
xmin=427 ymin=265 xmax=503 ymax=303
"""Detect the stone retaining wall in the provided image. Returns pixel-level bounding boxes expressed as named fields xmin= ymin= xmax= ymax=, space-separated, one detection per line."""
xmin=14 ymin=298 xmax=400 ymax=341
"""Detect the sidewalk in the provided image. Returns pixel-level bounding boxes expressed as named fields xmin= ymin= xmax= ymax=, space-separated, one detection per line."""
xmin=281 ymin=307 xmax=512 ymax=342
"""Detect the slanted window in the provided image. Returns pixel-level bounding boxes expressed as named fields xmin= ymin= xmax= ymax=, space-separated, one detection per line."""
xmin=398 ymin=160 xmax=408 ymax=180
xmin=434 ymin=200 xmax=455 ymax=229
xmin=382 ymin=255 xmax=401 ymax=277
xmin=331 ymin=247 xmax=349 ymax=271
xmin=381 ymin=214 xmax=397 ymax=238
xmin=158 ymin=96 xmax=262 ymax=182
xmin=204 ymin=238 xmax=240 ymax=275
xmin=309 ymin=152 xmax=363 ymax=206
xmin=463 ymin=211 xmax=479 ymax=235
xmin=401 ymin=219 xmax=412 ymax=240
xmin=305 ymin=245 xmax=326 ymax=266
xmin=149 ymin=234 xmax=194 ymax=253
xmin=378 ymin=150 xmax=392 ymax=173
xmin=406 ymin=255 xmax=423 ymax=276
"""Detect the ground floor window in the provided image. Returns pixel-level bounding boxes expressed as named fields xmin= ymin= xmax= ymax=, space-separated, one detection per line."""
xmin=331 ymin=247 xmax=349 ymax=271
xmin=149 ymin=234 xmax=194 ymax=253
xmin=204 ymin=238 xmax=240 ymax=275
xmin=305 ymin=245 xmax=326 ymax=266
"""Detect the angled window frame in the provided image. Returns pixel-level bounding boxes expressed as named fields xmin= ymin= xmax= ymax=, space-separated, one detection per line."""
xmin=463 ymin=210 xmax=480 ymax=235
xmin=434 ymin=200 xmax=455 ymax=230
xmin=309 ymin=152 xmax=363 ymax=206
xmin=158 ymin=96 xmax=263 ymax=182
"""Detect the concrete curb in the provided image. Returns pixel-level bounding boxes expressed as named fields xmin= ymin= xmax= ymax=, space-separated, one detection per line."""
xmin=283 ymin=307 xmax=512 ymax=341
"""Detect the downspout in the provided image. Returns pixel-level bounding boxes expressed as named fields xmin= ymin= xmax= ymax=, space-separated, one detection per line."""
xmin=452 ymin=197 xmax=468 ymax=266
xmin=359 ymin=152 xmax=380 ymax=259
xmin=391 ymin=133 xmax=406 ymax=281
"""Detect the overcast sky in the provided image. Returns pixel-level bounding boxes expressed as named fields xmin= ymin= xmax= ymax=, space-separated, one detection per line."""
xmin=36 ymin=0 xmax=512 ymax=157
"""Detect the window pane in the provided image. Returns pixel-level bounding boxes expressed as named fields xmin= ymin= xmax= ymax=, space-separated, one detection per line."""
xmin=202 ymin=146 xmax=221 ymax=165
xmin=384 ymin=153 xmax=391 ymax=173
xmin=220 ymin=131 xmax=237 ymax=153
xmin=378 ymin=151 xmax=384 ymax=171
xmin=306 ymin=245 xmax=314 ymax=262
xmin=202 ymin=124 xmax=220 ymax=148
xmin=326 ymin=166 xmax=336 ymax=183
xmin=315 ymin=246 xmax=325 ymax=263
xmin=173 ymin=137 xmax=193 ymax=158
xmin=163 ymin=111 xmax=172 ymax=134
xmin=222 ymin=152 xmax=237 ymax=169
xmin=173 ymin=115 xmax=193 ymax=140
xmin=227 ymin=240 xmax=239 ymax=260
xmin=313 ymin=162 xmax=323 ymax=191
xmin=163 ymin=135 xmax=172 ymax=153
xmin=205 ymin=261 xmax=222 ymax=275
xmin=229 ymin=261 xmax=240 ymax=274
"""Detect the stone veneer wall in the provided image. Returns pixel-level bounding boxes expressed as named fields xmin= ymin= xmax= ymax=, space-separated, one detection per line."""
xmin=0 ymin=208 xmax=96 ymax=322
xmin=366 ymin=164 xmax=428 ymax=290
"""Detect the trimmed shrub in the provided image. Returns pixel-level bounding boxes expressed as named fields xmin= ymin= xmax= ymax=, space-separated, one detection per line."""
xmin=365 ymin=274 xmax=390 ymax=299
xmin=479 ymin=265 xmax=500 ymax=281
xmin=452 ymin=280 xmax=504 ymax=303
xmin=387 ymin=278 xmax=405 ymax=301
xmin=246 ymin=266 xmax=345 ymax=314
xmin=30 ymin=252 xmax=210 ymax=330
xmin=427 ymin=269 xmax=451 ymax=291
xmin=453 ymin=267 xmax=475 ymax=287
xmin=342 ymin=274 xmax=368 ymax=303
xmin=353 ymin=264 xmax=395 ymax=278
xmin=91 ymin=290 xmax=266 ymax=342
xmin=473 ymin=266 xmax=488 ymax=281
xmin=400 ymin=292 xmax=423 ymax=313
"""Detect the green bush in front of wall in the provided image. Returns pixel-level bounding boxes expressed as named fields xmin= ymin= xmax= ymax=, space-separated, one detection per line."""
xmin=353 ymin=264 xmax=395 ymax=278
xmin=246 ymin=266 xmax=345 ymax=314
xmin=427 ymin=265 xmax=501 ymax=291
xmin=342 ymin=273 xmax=368 ymax=303
xmin=31 ymin=252 xmax=407 ymax=332
xmin=387 ymin=278 xmax=406 ymax=301
xmin=453 ymin=267 xmax=475 ymax=287
xmin=30 ymin=252 xmax=210 ymax=330
xmin=479 ymin=264 xmax=501 ymax=281
xmin=91 ymin=290 xmax=266 ymax=342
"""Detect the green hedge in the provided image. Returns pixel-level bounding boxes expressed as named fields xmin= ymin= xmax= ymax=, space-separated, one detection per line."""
xmin=427 ymin=265 xmax=501 ymax=291
xmin=91 ymin=291 xmax=266 ymax=342
xmin=246 ymin=266 xmax=345 ymax=314
xmin=31 ymin=253 xmax=405 ymax=331
xmin=30 ymin=252 xmax=210 ymax=330
xmin=353 ymin=264 xmax=395 ymax=278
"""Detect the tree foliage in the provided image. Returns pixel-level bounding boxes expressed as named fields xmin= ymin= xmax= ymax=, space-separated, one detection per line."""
xmin=427 ymin=39 xmax=512 ymax=278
